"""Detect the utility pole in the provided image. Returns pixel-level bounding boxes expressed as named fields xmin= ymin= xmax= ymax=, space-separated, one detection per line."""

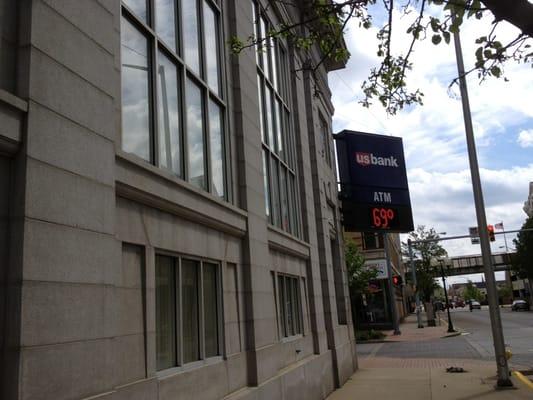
xmin=408 ymin=239 xmax=423 ymax=328
xmin=452 ymin=15 xmax=512 ymax=387
xmin=384 ymin=233 xmax=401 ymax=335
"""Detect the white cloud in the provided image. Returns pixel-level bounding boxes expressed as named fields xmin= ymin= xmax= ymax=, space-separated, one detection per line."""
xmin=517 ymin=129 xmax=533 ymax=148
xmin=331 ymin=5 xmax=533 ymax=270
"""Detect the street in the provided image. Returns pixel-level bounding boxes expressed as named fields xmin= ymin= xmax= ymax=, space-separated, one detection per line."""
xmin=448 ymin=306 xmax=533 ymax=369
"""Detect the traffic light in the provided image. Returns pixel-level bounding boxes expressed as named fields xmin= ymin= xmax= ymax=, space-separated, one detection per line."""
xmin=392 ymin=275 xmax=402 ymax=286
xmin=487 ymin=224 xmax=495 ymax=242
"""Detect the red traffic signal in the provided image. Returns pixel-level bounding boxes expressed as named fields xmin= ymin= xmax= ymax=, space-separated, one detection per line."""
xmin=487 ymin=225 xmax=495 ymax=242
xmin=392 ymin=275 xmax=402 ymax=286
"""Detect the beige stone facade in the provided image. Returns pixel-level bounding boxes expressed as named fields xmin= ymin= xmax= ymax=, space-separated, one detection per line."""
xmin=0 ymin=1 xmax=357 ymax=399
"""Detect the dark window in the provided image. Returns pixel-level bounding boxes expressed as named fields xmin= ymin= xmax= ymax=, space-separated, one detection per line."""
xmin=0 ymin=0 xmax=18 ymax=93
xmin=363 ymin=232 xmax=384 ymax=250
xmin=155 ymin=255 xmax=221 ymax=370
xmin=276 ymin=274 xmax=302 ymax=337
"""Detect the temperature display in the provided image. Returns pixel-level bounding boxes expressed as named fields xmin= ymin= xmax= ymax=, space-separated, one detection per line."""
xmin=371 ymin=207 xmax=397 ymax=229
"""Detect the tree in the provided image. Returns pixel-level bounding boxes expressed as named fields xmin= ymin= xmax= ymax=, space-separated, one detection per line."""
xmin=498 ymin=284 xmax=512 ymax=304
xmin=512 ymin=215 xmax=533 ymax=281
xmin=232 ymin=0 xmax=533 ymax=114
xmin=345 ymin=238 xmax=377 ymax=295
xmin=463 ymin=280 xmax=482 ymax=301
xmin=403 ymin=225 xmax=447 ymax=303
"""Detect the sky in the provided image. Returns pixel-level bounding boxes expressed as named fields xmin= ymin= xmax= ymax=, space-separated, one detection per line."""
xmin=329 ymin=4 xmax=533 ymax=283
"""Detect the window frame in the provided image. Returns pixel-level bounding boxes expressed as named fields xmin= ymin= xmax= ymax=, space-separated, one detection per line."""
xmin=274 ymin=273 xmax=304 ymax=339
xmin=253 ymin=1 xmax=302 ymax=238
xmin=155 ymin=252 xmax=224 ymax=372
xmin=120 ymin=0 xmax=230 ymax=201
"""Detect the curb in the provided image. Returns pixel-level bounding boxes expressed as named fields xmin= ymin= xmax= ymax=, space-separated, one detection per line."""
xmin=441 ymin=330 xmax=464 ymax=339
xmin=513 ymin=370 xmax=533 ymax=390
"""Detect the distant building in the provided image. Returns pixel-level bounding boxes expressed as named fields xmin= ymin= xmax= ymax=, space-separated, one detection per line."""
xmin=345 ymin=231 xmax=407 ymax=330
xmin=523 ymin=182 xmax=533 ymax=217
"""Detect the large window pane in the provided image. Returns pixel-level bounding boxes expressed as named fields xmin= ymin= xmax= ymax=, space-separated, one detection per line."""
xmin=155 ymin=0 xmax=177 ymax=51
xmin=182 ymin=259 xmax=200 ymax=363
xmin=121 ymin=17 xmax=151 ymax=161
xmin=157 ymin=52 xmax=181 ymax=175
xmin=271 ymin=160 xmax=281 ymax=227
xmin=265 ymin=88 xmax=274 ymax=148
xmin=257 ymin=75 xmax=265 ymax=142
xmin=182 ymin=0 xmax=201 ymax=74
xmin=278 ymin=275 xmax=286 ymax=337
xmin=269 ymin=38 xmax=278 ymax=90
xmin=0 ymin=0 xmax=17 ymax=93
xmin=156 ymin=256 xmax=176 ymax=370
xmin=203 ymin=263 xmax=219 ymax=357
xmin=209 ymin=99 xmax=224 ymax=197
xmin=203 ymin=3 xmax=220 ymax=95
xmin=275 ymin=100 xmax=283 ymax=158
xmin=262 ymin=150 xmax=271 ymax=218
xmin=124 ymin=0 xmax=148 ymax=23
xmin=186 ymin=79 xmax=206 ymax=190
xmin=280 ymin=167 xmax=289 ymax=232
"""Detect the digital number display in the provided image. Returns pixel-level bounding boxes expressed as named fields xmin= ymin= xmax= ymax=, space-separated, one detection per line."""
xmin=371 ymin=207 xmax=397 ymax=229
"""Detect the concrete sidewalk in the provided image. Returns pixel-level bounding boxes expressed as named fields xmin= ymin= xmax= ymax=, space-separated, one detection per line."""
xmin=327 ymin=313 xmax=533 ymax=399
xmin=327 ymin=365 xmax=532 ymax=399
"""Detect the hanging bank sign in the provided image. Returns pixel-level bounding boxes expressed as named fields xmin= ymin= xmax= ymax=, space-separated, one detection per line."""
xmin=335 ymin=130 xmax=414 ymax=233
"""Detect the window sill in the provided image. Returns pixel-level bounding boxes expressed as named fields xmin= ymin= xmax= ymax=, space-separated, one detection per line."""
xmin=280 ymin=333 xmax=304 ymax=344
xmin=0 ymin=89 xmax=27 ymax=156
xmin=0 ymin=89 xmax=28 ymax=113
xmin=267 ymin=225 xmax=310 ymax=260
xmin=156 ymin=356 xmax=224 ymax=380
xmin=115 ymin=150 xmax=247 ymax=237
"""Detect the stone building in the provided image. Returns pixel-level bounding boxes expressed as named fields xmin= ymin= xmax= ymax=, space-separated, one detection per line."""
xmin=345 ymin=231 xmax=407 ymax=330
xmin=0 ymin=1 xmax=357 ymax=399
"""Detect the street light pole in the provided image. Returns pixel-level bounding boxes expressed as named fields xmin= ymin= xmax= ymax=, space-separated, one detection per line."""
xmin=384 ymin=233 xmax=401 ymax=335
xmin=439 ymin=260 xmax=455 ymax=333
xmin=408 ymin=239 xmax=423 ymax=328
xmin=451 ymin=15 xmax=512 ymax=387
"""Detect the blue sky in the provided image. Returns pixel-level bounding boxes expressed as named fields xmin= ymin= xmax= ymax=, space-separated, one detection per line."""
xmin=329 ymin=4 xmax=533 ymax=282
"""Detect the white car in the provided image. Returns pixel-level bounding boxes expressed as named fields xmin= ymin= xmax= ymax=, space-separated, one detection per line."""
xmin=470 ymin=301 xmax=481 ymax=310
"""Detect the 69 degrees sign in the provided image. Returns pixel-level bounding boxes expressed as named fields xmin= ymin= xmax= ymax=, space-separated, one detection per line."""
xmin=335 ymin=130 xmax=414 ymax=233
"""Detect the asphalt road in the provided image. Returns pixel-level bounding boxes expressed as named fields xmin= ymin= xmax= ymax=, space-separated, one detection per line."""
xmin=447 ymin=306 xmax=533 ymax=369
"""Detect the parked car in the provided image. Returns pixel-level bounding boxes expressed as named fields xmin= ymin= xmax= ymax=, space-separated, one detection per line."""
xmin=511 ymin=300 xmax=530 ymax=311
xmin=469 ymin=301 xmax=481 ymax=311
xmin=455 ymin=300 xmax=465 ymax=308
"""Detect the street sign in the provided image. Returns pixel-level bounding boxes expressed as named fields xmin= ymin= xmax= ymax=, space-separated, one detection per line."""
xmin=335 ymin=130 xmax=414 ymax=232
xmin=363 ymin=259 xmax=388 ymax=279
xmin=469 ymin=226 xmax=480 ymax=244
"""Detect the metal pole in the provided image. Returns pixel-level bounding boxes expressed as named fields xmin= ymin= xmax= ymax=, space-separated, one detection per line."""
xmin=452 ymin=17 xmax=512 ymax=387
xmin=408 ymin=239 xmax=423 ymax=328
xmin=384 ymin=233 xmax=401 ymax=335
xmin=439 ymin=262 xmax=455 ymax=333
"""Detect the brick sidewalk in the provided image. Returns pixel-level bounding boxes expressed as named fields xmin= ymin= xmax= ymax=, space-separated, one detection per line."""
xmin=379 ymin=312 xmax=454 ymax=342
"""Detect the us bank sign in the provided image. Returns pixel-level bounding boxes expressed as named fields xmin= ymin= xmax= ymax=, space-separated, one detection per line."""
xmin=334 ymin=130 xmax=414 ymax=233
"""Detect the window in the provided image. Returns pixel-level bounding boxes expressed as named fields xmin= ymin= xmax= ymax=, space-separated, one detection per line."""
xmin=319 ymin=115 xmax=333 ymax=167
xmin=0 ymin=0 xmax=18 ymax=93
xmin=253 ymin=1 xmax=301 ymax=237
xmin=362 ymin=232 xmax=384 ymax=250
xmin=155 ymin=255 xmax=221 ymax=370
xmin=276 ymin=274 xmax=302 ymax=337
xmin=121 ymin=0 xmax=227 ymax=199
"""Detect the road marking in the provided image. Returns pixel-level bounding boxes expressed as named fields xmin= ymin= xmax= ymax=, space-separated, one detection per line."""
xmin=513 ymin=370 xmax=533 ymax=390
